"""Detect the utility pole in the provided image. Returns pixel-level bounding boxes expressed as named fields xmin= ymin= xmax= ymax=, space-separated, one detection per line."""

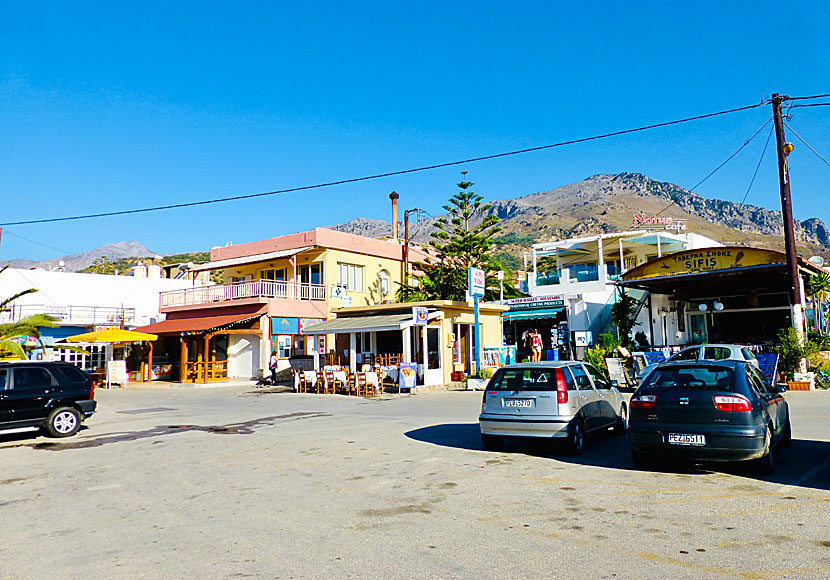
xmin=771 ymin=93 xmax=806 ymax=354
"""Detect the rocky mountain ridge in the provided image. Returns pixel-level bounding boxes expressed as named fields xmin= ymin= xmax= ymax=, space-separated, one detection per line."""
xmin=331 ymin=172 xmax=830 ymax=255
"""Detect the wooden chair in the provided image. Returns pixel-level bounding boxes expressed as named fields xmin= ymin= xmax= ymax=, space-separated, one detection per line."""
xmin=355 ymin=372 xmax=368 ymax=396
xmin=295 ymin=370 xmax=307 ymax=393
xmin=340 ymin=369 xmax=353 ymax=395
xmin=323 ymin=368 xmax=338 ymax=394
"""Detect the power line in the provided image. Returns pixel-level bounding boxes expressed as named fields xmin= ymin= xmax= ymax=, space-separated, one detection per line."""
xmin=653 ymin=117 xmax=773 ymax=217
xmin=0 ymin=101 xmax=768 ymax=228
xmin=784 ymin=122 xmax=830 ymax=168
xmin=740 ymin=125 xmax=774 ymax=205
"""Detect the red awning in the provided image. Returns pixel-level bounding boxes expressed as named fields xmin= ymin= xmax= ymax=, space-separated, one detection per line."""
xmin=136 ymin=308 xmax=265 ymax=335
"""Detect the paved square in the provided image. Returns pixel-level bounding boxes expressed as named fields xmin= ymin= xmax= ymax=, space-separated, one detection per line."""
xmin=1 ymin=386 xmax=828 ymax=579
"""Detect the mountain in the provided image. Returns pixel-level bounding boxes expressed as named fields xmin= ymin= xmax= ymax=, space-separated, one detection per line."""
xmin=5 ymin=241 xmax=158 ymax=272
xmin=330 ymin=172 xmax=830 ymax=261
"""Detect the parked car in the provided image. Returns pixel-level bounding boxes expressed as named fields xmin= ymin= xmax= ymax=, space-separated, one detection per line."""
xmin=479 ymin=361 xmax=627 ymax=455
xmin=636 ymin=344 xmax=759 ymax=382
xmin=0 ymin=361 xmax=97 ymax=438
xmin=628 ymin=360 xmax=790 ymax=474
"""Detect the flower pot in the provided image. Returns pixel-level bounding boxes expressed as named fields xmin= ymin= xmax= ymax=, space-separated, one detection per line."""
xmin=787 ymin=381 xmax=812 ymax=391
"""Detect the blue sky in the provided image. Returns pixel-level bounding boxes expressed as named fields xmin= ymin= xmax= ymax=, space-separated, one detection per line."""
xmin=2 ymin=1 xmax=829 ymax=261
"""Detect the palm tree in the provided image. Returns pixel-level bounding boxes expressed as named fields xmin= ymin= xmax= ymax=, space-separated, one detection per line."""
xmin=807 ymin=270 xmax=830 ymax=334
xmin=0 ymin=265 xmax=59 ymax=359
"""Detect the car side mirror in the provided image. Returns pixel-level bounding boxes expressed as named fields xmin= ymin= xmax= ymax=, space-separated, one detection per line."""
xmin=776 ymin=385 xmax=788 ymax=393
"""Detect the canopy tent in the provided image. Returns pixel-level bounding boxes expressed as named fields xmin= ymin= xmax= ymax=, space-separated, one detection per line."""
xmin=62 ymin=327 xmax=158 ymax=343
xmin=60 ymin=327 xmax=158 ymax=388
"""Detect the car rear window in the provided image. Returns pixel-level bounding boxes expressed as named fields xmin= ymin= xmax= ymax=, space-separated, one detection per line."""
xmin=489 ymin=368 xmax=561 ymax=391
xmin=641 ymin=365 xmax=734 ymax=390
xmin=55 ymin=365 xmax=90 ymax=384
xmin=703 ymin=347 xmax=732 ymax=360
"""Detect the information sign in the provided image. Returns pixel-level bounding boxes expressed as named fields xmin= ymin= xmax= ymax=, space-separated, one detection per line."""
xmin=468 ymin=267 xmax=485 ymax=298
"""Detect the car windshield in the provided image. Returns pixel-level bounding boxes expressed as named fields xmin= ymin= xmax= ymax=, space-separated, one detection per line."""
xmin=488 ymin=368 xmax=557 ymax=391
xmin=641 ymin=365 xmax=734 ymax=390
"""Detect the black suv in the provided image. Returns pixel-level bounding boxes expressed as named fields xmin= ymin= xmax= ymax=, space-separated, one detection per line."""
xmin=0 ymin=361 xmax=97 ymax=438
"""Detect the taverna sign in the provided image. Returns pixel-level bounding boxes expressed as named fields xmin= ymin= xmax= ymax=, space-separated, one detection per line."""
xmin=632 ymin=213 xmax=687 ymax=232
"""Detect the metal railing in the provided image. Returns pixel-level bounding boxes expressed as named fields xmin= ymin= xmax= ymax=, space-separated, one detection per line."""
xmin=160 ymin=279 xmax=327 ymax=308
xmin=0 ymin=304 xmax=136 ymax=325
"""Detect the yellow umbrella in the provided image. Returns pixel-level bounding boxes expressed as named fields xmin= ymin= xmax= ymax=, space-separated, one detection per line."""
xmin=64 ymin=327 xmax=157 ymax=343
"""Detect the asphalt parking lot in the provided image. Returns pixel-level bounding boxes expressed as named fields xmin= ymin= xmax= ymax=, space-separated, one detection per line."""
xmin=1 ymin=385 xmax=828 ymax=579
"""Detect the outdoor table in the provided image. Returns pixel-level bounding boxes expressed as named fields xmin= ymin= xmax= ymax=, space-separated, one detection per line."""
xmin=294 ymin=370 xmax=318 ymax=392
xmin=319 ymin=367 xmax=347 ymax=393
xmin=380 ymin=365 xmax=398 ymax=383
xmin=364 ymin=371 xmax=380 ymax=392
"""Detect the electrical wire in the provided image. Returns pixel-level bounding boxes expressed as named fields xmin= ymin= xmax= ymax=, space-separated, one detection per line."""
xmin=653 ymin=117 xmax=773 ymax=217
xmin=784 ymin=122 xmax=830 ymax=168
xmin=0 ymin=101 xmax=768 ymax=228
xmin=786 ymin=93 xmax=830 ymax=101
xmin=740 ymin=125 xmax=774 ymax=205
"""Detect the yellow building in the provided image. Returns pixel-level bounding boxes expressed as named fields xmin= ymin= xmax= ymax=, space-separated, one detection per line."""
xmin=302 ymin=300 xmax=507 ymax=387
xmin=137 ymin=228 xmax=430 ymax=382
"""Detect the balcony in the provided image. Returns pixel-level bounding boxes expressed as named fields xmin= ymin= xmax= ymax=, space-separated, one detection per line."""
xmin=160 ymin=279 xmax=327 ymax=308
xmin=0 ymin=304 xmax=136 ymax=326
xmin=530 ymin=264 xmax=623 ymax=296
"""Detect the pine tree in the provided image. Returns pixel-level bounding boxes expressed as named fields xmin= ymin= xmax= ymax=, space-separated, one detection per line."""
xmin=398 ymin=172 xmax=501 ymax=301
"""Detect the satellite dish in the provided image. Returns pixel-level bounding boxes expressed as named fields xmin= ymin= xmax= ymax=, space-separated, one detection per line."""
xmin=808 ymin=256 xmax=824 ymax=267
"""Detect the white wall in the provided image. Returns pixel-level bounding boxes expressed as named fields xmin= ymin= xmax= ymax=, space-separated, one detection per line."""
xmin=1 ymin=269 xmax=196 ymax=326
xmin=228 ymin=335 xmax=260 ymax=378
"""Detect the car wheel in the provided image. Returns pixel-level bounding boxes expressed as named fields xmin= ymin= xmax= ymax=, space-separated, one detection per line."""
xmin=613 ymin=404 xmax=627 ymax=435
xmin=45 ymin=407 xmax=81 ymax=438
xmin=481 ymin=433 xmax=505 ymax=452
xmin=780 ymin=417 xmax=792 ymax=447
xmin=754 ymin=425 xmax=775 ymax=475
xmin=566 ymin=418 xmax=585 ymax=456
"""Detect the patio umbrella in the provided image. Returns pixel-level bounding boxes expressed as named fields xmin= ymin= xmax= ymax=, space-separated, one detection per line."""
xmin=62 ymin=327 xmax=157 ymax=388
xmin=63 ymin=327 xmax=158 ymax=343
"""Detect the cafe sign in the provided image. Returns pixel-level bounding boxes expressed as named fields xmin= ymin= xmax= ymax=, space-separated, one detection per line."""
xmin=633 ymin=213 xmax=687 ymax=232
xmin=623 ymin=247 xmax=786 ymax=280
xmin=504 ymin=296 xmax=565 ymax=310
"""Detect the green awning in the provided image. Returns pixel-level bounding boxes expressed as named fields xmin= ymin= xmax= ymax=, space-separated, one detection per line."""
xmin=503 ymin=308 xmax=565 ymax=321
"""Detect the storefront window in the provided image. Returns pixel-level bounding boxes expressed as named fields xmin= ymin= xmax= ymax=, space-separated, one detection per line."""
xmin=276 ymin=336 xmax=292 ymax=358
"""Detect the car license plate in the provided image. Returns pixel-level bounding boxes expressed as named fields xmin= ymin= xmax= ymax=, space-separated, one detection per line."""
xmin=505 ymin=399 xmax=533 ymax=408
xmin=668 ymin=433 xmax=706 ymax=446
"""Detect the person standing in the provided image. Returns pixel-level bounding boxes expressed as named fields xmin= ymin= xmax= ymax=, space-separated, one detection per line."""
xmin=269 ymin=350 xmax=278 ymax=384
xmin=531 ymin=329 xmax=543 ymax=362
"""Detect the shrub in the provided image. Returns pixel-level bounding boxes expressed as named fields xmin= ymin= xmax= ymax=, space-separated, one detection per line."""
xmin=776 ymin=327 xmax=819 ymax=380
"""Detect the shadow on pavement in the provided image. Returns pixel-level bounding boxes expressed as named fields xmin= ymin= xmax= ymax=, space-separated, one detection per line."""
xmin=404 ymin=423 xmax=830 ymax=492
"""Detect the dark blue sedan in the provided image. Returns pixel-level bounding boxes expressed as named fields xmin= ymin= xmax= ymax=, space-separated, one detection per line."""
xmin=628 ymin=360 xmax=791 ymax=474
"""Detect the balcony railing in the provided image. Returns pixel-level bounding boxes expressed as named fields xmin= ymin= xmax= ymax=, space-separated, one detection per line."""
xmin=0 ymin=304 xmax=136 ymax=325
xmin=160 ymin=279 xmax=327 ymax=308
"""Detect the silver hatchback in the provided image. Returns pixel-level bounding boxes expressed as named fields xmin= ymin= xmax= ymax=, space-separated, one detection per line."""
xmin=479 ymin=361 xmax=628 ymax=454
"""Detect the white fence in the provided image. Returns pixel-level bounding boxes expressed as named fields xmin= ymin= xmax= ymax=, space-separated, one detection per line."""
xmin=0 ymin=304 xmax=136 ymax=325
xmin=160 ymin=279 xmax=327 ymax=308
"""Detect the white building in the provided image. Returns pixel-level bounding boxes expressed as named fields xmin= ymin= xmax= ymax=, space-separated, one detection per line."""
xmin=514 ymin=230 xmax=722 ymax=355
xmin=1 ymin=267 xmax=198 ymax=368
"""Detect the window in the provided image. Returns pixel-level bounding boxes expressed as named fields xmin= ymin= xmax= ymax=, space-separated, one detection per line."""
xmin=298 ymin=264 xmax=322 ymax=285
xmin=669 ymin=347 xmax=699 ymax=362
xmin=260 ymin=268 xmax=286 ymax=281
xmin=276 ymin=336 xmax=292 ymax=358
xmin=569 ymin=365 xmax=594 ymax=391
xmin=0 ymin=368 xmax=7 ymax=389
xmin=643 ymin=366 xmax=733 ymax=390
xmin=55 ymin=365 xmax=90 ymax=384
xmin=378 ymin=270 xmax=391 ymax=298
xmin=337 ymin=263 xmax=364 ymax=292
xmin=54 ymin=345 xmax=107 ymax=371
xmin=489 ymin=368 xmax=556 ymax=391
xmin=584 ymin=364 xmax=610 ymax=390
xmin=703 ymin=347 xmax=732 ymax=360
xmin=13 ymin=367 xmax=54 ymax=389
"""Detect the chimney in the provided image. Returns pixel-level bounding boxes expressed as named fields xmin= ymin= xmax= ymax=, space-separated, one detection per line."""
xmin=389 ymin=191 xmax=399 ymax=242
